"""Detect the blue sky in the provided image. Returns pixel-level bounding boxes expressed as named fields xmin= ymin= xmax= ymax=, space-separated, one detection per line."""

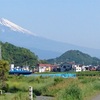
xmin=0 ymin=0 xmax=100 ymax=49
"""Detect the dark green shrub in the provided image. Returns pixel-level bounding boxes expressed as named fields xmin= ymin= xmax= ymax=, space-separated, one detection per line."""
xmin=1 ymin=83 xmax=9 ymax=92
xmin=34 ymin=87 xmax=48 ymax=96
xmin=33 ymin=88 xmax=42 ymax=96
xmin=8 ymin=86 xmax=20 ymax=93
xmin=33 ymin=93 xmax=36 ymax=98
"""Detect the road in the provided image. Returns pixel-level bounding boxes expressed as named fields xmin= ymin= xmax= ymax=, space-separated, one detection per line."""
xmin=91 ymin=95 xmax=100 ymax=100
xmin=35 ymin=95 xmax=100 ymax=100
xmin=35 ymin=96 xmax=54 ymax=100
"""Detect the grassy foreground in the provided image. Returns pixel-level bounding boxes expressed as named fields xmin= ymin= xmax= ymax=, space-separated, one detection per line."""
xmin=0 ymin=72 xmax=100 ymax=100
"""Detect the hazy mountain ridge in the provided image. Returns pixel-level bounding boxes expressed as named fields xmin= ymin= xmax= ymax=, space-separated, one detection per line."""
xmin=0 ymin=18 xmax=100 ymax=59
xmin=47 ymin=50 xmax=100 ymax=65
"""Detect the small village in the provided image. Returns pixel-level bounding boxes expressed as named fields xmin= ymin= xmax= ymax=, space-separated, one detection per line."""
xmin=9 ymin=61 xmax=100 ymax=74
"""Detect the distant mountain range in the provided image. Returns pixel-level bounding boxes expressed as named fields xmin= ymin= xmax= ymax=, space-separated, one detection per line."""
xmin=0 ymin=18 xmax=100 ymax=59
xmin=47 ymin=50 xmax=100 ymax=65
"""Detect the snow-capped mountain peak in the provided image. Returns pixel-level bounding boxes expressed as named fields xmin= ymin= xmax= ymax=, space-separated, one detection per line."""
xmin=0 ymin=18 xmax=36 ymax=36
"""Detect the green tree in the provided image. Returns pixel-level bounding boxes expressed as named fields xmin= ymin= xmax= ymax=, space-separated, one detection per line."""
xmin=1 ymin=42 xmax=39 ymax=67
xmin=0 ymin=60 xmax=9 ymax=91
xmin=39 ymin=60 xmax=48 ymax=64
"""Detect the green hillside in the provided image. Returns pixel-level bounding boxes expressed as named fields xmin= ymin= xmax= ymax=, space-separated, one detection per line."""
xmin=0 ymin=41 xmax=38 ymax=66
xmin=47 ymin=50 xmax=100 ymax=65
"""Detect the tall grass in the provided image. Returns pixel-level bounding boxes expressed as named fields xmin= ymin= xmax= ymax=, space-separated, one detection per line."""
xmin=65 ymin=84 xmax=82 ymax=100
xmin=0 ymin=92 xmax=29 ymax=100
xmin=1 ymin=74 xmax=100 ymax=100
xmin=56 ymin=83 xmax=83 ymax=100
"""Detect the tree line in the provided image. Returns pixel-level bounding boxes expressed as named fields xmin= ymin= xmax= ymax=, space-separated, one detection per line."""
xmin=0 ymin=41 xmax=39 ymax=67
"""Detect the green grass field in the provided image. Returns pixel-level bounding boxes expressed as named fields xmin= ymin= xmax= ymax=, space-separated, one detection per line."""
xmin=0 ymin=71 xmax=100 ymax=100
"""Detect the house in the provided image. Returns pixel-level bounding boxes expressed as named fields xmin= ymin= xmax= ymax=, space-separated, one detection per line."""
xmin=60 ymin=62 xmax=74 ymax=72
xmin=52 ymin=64 xmax=60 ymax=72
xmin=73 ymin=64 xmax=87 ymax=72
xmin=81 ymin=65 xmax=87 ymax=71
xmin=37 ymin=64 xmax=53 ymax=73
xmin=89 ymin=65 xmax=96 ymax=71
xmin=74 ymin=65 xmax=82 ymax=72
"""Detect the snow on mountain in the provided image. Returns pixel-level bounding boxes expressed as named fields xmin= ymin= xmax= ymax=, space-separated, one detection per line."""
xmin=0 ymin=18 xmax=100 ymax=59
xmin=0 ymin=18 xmax=36 ymax=36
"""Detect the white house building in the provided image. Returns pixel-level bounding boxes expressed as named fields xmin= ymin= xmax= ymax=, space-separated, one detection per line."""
xmin=73 ymin=65 xmax=82 ymax=72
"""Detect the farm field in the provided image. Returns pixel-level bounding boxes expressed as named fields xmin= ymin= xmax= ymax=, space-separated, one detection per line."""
xmin=0 ymin=71 xmax=100 ymax=100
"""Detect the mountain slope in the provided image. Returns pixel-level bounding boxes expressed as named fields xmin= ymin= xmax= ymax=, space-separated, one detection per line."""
xmin=1 ymin=41 xmax=38 ymax=66
xmin=0 ymin=18 xmax=100 ymax=59
xmin=0 ymin=18 xmax=62 ymax=59
xmin=47 ymin=50 xmax=100 ymax=65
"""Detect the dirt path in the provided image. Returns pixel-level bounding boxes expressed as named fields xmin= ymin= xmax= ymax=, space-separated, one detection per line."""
xmin=91 ymin=95 xmax=100 ymax=100
xmin=35 ymin=96 xmax=54 ymax=100
xmin=35 ymin=95 xmax=100 ymax=100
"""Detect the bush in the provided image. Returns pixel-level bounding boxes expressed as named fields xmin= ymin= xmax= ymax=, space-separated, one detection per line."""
xmin=8 ymin=86 xmax=20 ymax=93
xmin=33 ymin=88 xmax=42 ymax=96
xmin=34 ymin=87 xmax=48 ymax=96
xmin=1 ymin=83 xmax=9 ymax=92
xmin=33 ymin=93 xmax=36 ymax=98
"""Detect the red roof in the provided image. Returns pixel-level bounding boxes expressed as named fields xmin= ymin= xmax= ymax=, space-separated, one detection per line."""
xmin=38 ymin=64 xmax=53 ymax=67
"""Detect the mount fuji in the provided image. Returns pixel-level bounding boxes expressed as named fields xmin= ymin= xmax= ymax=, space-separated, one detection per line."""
xmin=0 ymin=18 xmax=100 ymax=59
